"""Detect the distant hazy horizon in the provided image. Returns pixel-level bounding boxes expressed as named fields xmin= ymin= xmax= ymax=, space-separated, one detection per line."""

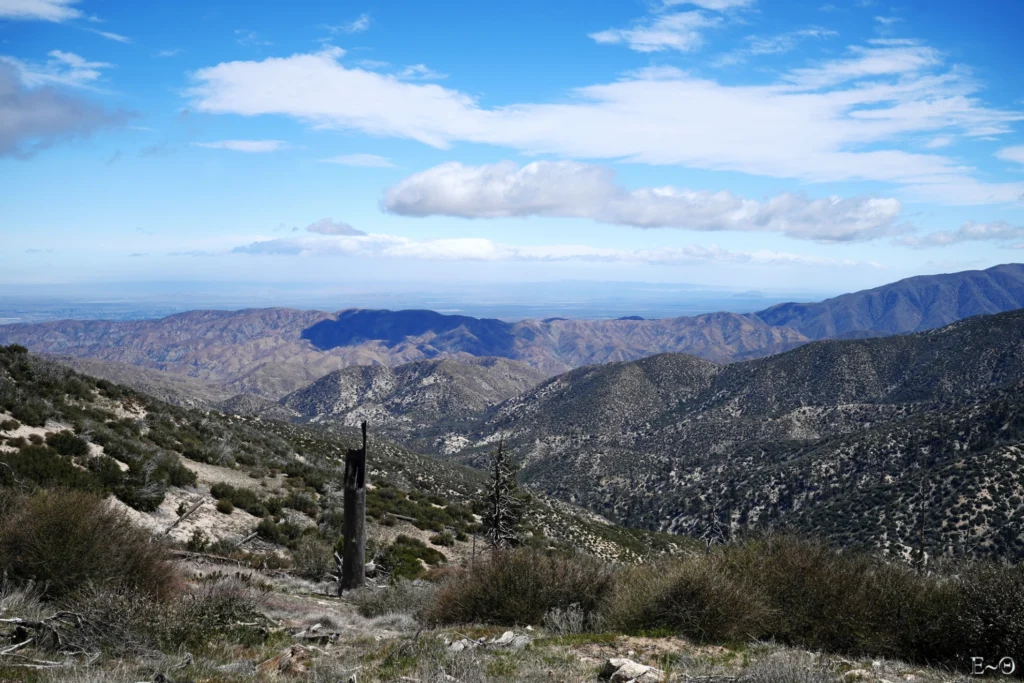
xmin=0 ymin=278 xmax=842 ymax=325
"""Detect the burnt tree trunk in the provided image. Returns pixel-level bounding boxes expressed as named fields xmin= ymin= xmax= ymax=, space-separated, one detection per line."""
xmin=340 ymin=421 xmax=367 ymax=594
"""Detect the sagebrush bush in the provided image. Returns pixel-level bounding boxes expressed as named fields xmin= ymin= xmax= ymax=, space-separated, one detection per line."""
xmin=939 ymin=562 xmax=1024 ymax=668
xmin=737 ymin=650 xmax=835 ymax=683
xmin=424 ymin=548 xmax=613 ymax=626
xmin=429 ymin=531 xmax=456 ymax=547
xmin=353 ymin=580 xmax=438 ymax=618
xmin=64 ymin=577 xmax=266 ymax=655
xmin=378 ymin=534 xmax=447 ymax=581
xmin=293 ymin=535 xmax=334 ymax=581
xmin=45 ymin=430 xmax=90 ymax=456
xmin=601 ymin=556 xmax=770 ymax=642
xmin=0 ymin=490 xmax=179 ymax=600
xmin=596 ymin=535 xmax=1024 ymax=671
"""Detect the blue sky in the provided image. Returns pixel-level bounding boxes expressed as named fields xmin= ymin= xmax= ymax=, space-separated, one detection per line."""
xmin=2 ymin=0 xmax=1023 ymax=295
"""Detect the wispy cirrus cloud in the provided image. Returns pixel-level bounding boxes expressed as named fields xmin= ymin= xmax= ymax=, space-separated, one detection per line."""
xmin=186 ymin=43 xmax=1024 ymax=204
xmin=318 ymin=153 xmax=394 ymax=167
xmin=712 ymin=27 xmax=837 ymax=67
xmin=662 ymin=0 xmax=755 ymax=9
xmin=894 ymin=221 xmax=1024 ymax=248
xmin=0 ymin=0 xmax=81 ymax=21
xmin=193 ymin=139 xmax=289 ymax=152
xmin=232 ymin=232 xmax=878 ymax=269
xmin=1 ymin=50 xmax=113 ymax=89
xmin=397 ymin=64 xmax=446 ymax=81
xmin=383 ymin=160 xmax=910 ymax=243
xmin=996 ymin=146 xmax=1024 ymax=167
xmin=590 ymin=11 xmax=721 ymax=53
xmin=87 ymin=28 xmax=130 ymax=43
xmin=235 ymin=30 xmax=273 ymax=47
xmin=325 ymin=13 xmax=371 ymax=35
xmin=590 ymin=0 xmax=755 ymax=53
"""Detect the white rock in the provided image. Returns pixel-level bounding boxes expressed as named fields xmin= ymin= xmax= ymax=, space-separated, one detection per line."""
xmin=599 ymin=658 xmax=665 ymax=683
xmin=492 ymin=630 xmax=515 ymax=645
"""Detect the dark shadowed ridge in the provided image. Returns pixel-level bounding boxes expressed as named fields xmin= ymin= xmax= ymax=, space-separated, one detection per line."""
xmin=301 ymin=308 xmax=517 ymax=356
xmin=754 ymin=263 xmax=1024 ymax=338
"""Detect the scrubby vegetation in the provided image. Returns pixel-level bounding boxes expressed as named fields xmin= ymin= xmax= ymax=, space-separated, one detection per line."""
xmin=0 ymin=489 xmax=178 ymax=600
xmin=426 ymin=537 xmax=1024 ymax=674
xmin=426 ymin=548 xmax=613 ymax=626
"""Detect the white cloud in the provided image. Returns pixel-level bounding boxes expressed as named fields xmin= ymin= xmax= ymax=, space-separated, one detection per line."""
xmin=88 ymin=28 xmax=130 ymax=43
xmin=783 ymin=43 xmax=941 ymax=89
xmin=327 ymin=13 xmax=371 ymax=34
xmin=156 ymin=48 xmax=183 ymax=58
xmin=925 ymin=136 xmax=952 ymax=149
xmin=0 ymin=0 xmax=80 ymax=21
xmin=186 ymin=44 xmax=1024 ymax=203
xmin=996 ymin=145 xmax=1024 ymax=166
xmin=0 ymin=50 xmax=113 ymax=89
xmin=894 ymin=221 xmax=1024 ymax=248
xmin=397 ymin=64 xmax=446 ymax=80
xmin=193 ymin=139 xmax=289 ymax=152
xmin=0 ymin=62 xmax=129 ymax=158
xmin=712 ymin=27 xmax=837 ymax=67
xmin=235 ymin=30 xmax=273 ymax=47
xmin=662 ymin=0 xmax=755 ymax=9
xmin=232 ymin=232 xmax=876 ymax=268
xmin=305 ymin=218 xmax=365 ymax=235
xmin=384 ymin=161 xmax=910 ymax=243
xmin=590 ymin=11 xmax=719 ymax=53
xmin=318 ymin=153 xmax=394 ymax=167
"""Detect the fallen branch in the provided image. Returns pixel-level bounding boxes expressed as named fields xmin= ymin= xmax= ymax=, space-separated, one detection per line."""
xmin=163 ymin=498 xmax=204 ymax=535
xmin=235 ymin=531 xmax=258 ymax=547
xmin=0 ymin=639 xmax=32 ymax=656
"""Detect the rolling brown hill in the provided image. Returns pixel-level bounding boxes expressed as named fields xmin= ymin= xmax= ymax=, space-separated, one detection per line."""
xmin=0 ymin=263 xmax=1021 ymax=402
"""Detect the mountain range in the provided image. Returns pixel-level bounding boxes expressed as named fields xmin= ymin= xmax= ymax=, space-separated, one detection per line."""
xmin=0 ymin=264 xmax=1020 ymax=403
xmin=2 ymin=263 xmax=1024 ymax=561
xmin=441 ymin=308 xmax=1024 ymax=560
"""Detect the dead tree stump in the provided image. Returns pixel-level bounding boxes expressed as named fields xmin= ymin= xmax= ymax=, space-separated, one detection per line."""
xmin=340 ymin=421 xmax=368 ymax=594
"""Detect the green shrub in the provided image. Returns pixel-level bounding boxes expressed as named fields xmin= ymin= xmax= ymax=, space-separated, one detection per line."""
xmin=210 ymin=482 xmax=268 ymax=516
xmin=45 ymin=430 xmax=90 ymax=456
xmin=424 ymin=547 xmax=612 ymax=626
xmin=429 ymin=531 xmax=456 ymax=547
xmin=379 ymin=534 xmax=447 ymax=581
xmin=256 ymin=516 xmax=304 ymax=548
xmin=284 ymin=490 xmax=319 ymax=518
xmin=216 ymin=499 xmax=235 ymax=514
xmin=601 ymin=557 xmax=770 ymax=643
xmin=599 ymin=536 xmax=1024 ymax=671
xmin=0 ymin=490 xmax=178 ymax=600
xmin=0 ymin=418 xmax=20 ymax=431
xmin=292 ymin=535 xmax=334 ymax=581
xmin=154 ymin=454 xmax=196 ymax=487
xmin=937 ymin=562 xmax=1024 ymax=669
xmin=187 ymin=528 xmax=210 ymax=553
xmin=0 ymin=445 xmax=101 ymax=492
